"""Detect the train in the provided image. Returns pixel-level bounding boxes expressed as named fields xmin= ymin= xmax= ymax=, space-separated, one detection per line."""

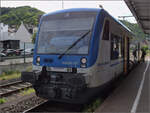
xmin=21 ymin=8 xmax=141 ymax=104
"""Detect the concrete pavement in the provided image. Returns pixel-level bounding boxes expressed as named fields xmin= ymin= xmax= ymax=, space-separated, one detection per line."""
xmin=95 ymin=58 xmax=150 ymax=113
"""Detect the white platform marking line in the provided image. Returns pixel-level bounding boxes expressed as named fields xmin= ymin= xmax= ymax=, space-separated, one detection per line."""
xmin=131 ymin=60 xmax=150 ymax=113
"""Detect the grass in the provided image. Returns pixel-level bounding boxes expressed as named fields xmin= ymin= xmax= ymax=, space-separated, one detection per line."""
xmin=0 ymin=70 xmax=21 ymax=80
xmin=0 ymin=98 xmax=7 ymax=104
xmin=26 ymin=66 xmax=32 ymax=72
xmin=83 ymin=99 xmax=102 ymax=112
xmin=0 ymin=88 xmax=34 ymax=105
xmin=0 ymin=66 xmax=32 ymax=81
xmin=21 ymin=88 xmax=35 ymax=96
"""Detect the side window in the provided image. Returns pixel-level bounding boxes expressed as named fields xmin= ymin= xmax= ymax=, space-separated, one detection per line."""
xmin=118 ymin=38 xmax=123 ymax=58
xmin=102 ymin=20 xmax=109 ymax=40
xmin=111 ymin=34 xmax=123 ymax=60
xmin=121 ymin=38 xmax=124 ymax=58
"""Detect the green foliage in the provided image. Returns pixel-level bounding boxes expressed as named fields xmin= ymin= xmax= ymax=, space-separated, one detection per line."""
xmin=0 ymin=98 xmax=7 ymax=104
xmin=31 ymin=32 xmax=37 ymax=43
xmin=0 ymin=70 xmax=21 ymax=80
xmin=2 ymin=70 xmax=20 ymax=75
xmin=0 ymin=6 xmax=44 ymax=27
xmin=21 ymin=88 xmax=35 ymax=95
xmin=141 ymin=45 xmax=149 ymax=52
xmin=83 ymin=99 xmax=101 ymax=112
xmin=120 ymin=20 xmax=149 ymax=39
xmin=26 ymin=66 xmax=33 ymax=72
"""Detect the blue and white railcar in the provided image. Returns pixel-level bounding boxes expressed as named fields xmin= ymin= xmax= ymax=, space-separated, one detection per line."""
xmin=22 ymin=8 xmax=133 ymax=103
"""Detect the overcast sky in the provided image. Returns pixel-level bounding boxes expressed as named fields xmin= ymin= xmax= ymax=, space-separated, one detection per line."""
xmin=1 ymin=0 xmax=137 ymax=23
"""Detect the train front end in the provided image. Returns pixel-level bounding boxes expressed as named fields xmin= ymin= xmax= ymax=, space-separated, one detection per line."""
xmin=21 ymin=9 xmax=101 ymax=103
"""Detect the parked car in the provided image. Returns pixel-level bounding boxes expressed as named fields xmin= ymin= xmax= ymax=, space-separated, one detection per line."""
xmin=1 ymin=49 xmax=6 ymax=53
xmin=21 ymin=48 xmax=34 ymax=56
xmin=2 ymin=49 xmax=16 ymax=56
xmin=15 ymin=49 xmax=24 ymax=56
xmin=0 ymin=52 xmax=6 ymax=57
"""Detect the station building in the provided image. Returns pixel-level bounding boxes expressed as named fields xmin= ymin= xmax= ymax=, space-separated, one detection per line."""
xmin=0 ymin=22 xmax=35 ymax=51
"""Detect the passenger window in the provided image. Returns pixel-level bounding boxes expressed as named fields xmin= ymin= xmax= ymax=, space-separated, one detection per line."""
xmin=102 ymin=20 xmax=109 ymax=40
xmin=111 ymin=34 xmax=123 ymax=60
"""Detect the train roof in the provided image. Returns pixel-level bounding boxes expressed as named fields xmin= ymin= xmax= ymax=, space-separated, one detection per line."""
xmin=101 ymin=9 xmax=133 ymax=36
xmin=43 ymin=8 xmax=100 ymax=16
xmin=42 ymin=8 xmax=134 ymax=37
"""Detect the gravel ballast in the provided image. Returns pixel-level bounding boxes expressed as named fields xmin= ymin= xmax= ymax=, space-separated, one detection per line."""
xmin=0 ymin=93 xmax=46 ymax=113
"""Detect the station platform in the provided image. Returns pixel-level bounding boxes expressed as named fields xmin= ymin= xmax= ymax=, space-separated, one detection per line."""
xmin=95 ymin=58 xmax=150 ymax=113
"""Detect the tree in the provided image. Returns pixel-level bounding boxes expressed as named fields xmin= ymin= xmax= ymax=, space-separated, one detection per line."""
xmin=31 ymin=32 xmax=37 ymax=43
xmin=119 ymin=20 xmax=148 ymax=39
xmin=0 ymin=6 xmax=44 ymax=27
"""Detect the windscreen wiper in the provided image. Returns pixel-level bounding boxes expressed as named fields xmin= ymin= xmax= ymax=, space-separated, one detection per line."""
xmin=58 ymin=30 xmax=91 ymax=59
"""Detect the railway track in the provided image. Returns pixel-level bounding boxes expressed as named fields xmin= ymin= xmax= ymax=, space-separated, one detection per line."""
xmin=23 ymin=100 xmax=83 ymax=112
xmin=22 ymin=75 xmax=126 ymax=113
xmin=0 ymin=81 xmax=32 ymax=98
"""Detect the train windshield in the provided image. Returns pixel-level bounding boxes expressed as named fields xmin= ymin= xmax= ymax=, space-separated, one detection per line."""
xmin=37 ymin=11 xmax=98 ymax=55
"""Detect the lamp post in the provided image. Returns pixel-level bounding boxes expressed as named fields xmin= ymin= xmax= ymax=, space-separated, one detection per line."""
xmin=62 ymin=0 xmax=64 ymax=9
xmin=24 ymin=42 xmax=25 ymax=63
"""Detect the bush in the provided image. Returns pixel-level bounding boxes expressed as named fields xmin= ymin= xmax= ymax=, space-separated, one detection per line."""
xmin=141 ymin=45 xmax=149 ymax=52
xmin=0 ymin=70 xmax=21 ymax=80
xmin=3 ymin=70 xmax=20 ymax=75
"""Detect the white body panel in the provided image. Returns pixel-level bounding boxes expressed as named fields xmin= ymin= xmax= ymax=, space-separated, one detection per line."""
xmin=86 ymin=18 xmax=125 ymax=88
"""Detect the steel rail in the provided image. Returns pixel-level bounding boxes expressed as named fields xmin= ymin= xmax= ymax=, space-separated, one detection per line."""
xmin=0 ymin=82 xmax=32 ymax=98
xmin=23 ymin=100 xmax=83 ymax=112
xmin=0 ymin=81 xmax=23 ymax=88
xmin=23 ymin=100 xmax=48 ymax=113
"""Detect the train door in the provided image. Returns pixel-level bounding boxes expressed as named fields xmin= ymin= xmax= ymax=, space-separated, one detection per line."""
xmin=124 ymin=36 xmax=129 ymax=74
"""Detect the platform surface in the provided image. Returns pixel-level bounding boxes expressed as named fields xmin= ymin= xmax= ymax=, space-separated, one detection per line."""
xmin=95 ymin=58 xmax=150 ymax=113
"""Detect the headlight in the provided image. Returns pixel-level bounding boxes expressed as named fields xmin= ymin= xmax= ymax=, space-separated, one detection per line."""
xmin=81 ymin=57 xmax=87 ymax=64
xmin=36 ymin=56 xmax=40 ymax=65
